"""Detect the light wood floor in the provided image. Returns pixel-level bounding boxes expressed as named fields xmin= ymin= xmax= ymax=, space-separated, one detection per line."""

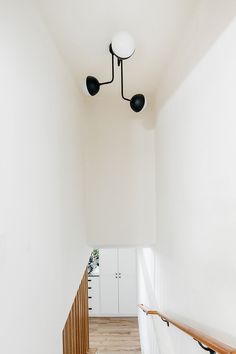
xmin=89 ymin=317 xmax=141 ymax=354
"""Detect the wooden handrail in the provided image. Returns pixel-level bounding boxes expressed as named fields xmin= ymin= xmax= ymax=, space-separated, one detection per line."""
xmin=138 ymin=304 xmax=236 ymax=354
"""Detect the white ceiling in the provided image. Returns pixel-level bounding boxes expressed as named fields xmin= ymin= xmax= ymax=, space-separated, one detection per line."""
xmin=35 ymin=0 xmax=236 ymax=112
xmin=36 ymin=0 xmax=198 ymax=101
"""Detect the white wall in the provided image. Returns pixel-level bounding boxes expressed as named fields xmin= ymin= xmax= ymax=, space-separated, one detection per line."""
xmin=156 ymin=0 xmax=236 ymax=109
xmin=138 ymin=17 xmax=236 ymax=354
xmin=0 ymin=1 xmax=90 ymax=353
xmin=83 ymin=93 xmax=156 ymax=247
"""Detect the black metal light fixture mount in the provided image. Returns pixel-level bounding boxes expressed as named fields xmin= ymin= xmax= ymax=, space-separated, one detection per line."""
xmin=84 ymin=31 xmax=146 ymax=113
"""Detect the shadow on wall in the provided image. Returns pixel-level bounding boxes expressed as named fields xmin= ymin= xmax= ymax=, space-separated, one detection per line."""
xmin=82 ymin=83 xmax=157 ymax=131
xmin=140 ymin=92 xmax=157 ymax=130
xmin=81 ymin=93 xmax=156 ymax=247
xmin=137 ymin=248 xmax=177 ymax=354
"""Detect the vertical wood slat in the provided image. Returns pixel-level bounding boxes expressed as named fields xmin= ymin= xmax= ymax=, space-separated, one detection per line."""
xmin=63 ymin=269 xmax=89 ymax=354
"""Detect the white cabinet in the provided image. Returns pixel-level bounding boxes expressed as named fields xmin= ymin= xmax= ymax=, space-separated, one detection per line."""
xmin=88 ymin=276 xmax=100 ymax=315
xmin=99 ymin=248 xmax=137 ymax=316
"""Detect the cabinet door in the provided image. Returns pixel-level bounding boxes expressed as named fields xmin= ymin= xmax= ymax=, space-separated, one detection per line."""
xmin=99 ymin=248 xmax=119 ymax=314
xmin=118 ymin=248 xmax=137 ymax=315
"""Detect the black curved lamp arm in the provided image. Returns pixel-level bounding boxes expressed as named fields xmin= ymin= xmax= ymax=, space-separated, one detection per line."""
xmin=120 ymin=60 xmax=131 ymax=102
xmin=99 ymin=48 xmax=115 ymax=86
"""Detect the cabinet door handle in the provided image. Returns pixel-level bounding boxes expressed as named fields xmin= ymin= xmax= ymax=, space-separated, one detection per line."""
xmin=88 ymin=286 xmax=92 ymax=289
xmin=89 ymin=307 xmax=92 ymax=310
xmin=88 ymin=296 xmax=92 ymax=299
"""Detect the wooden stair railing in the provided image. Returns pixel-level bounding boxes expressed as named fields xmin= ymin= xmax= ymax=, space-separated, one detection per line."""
xmin=63 ymin=269 xmax=96 ymax=354
xmin=138 ymin=304 xmax=236 ymax=354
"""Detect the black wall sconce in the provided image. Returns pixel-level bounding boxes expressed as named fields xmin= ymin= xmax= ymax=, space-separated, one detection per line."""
xmin=84 ymin=31 xmax=146 ymax=113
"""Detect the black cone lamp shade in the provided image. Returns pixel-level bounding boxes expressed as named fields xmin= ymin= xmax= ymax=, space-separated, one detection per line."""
xmin=86 ymin=76 xmax=100 ymax=96
xmin=130 ymin=94 xmax=146 ymax=112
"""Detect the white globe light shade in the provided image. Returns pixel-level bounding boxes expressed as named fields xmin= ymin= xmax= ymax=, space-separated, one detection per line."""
xmin=111 ymin=31 xmax=135 ymax=59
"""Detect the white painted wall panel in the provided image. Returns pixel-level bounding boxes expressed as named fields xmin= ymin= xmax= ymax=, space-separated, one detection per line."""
xmin=0 ymin=2 xmax=90 ymax=353
xmin=138 ymin=17 xmax=236 ymax=354
xmin=83 ymin=98 xmax=156 ymax=247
